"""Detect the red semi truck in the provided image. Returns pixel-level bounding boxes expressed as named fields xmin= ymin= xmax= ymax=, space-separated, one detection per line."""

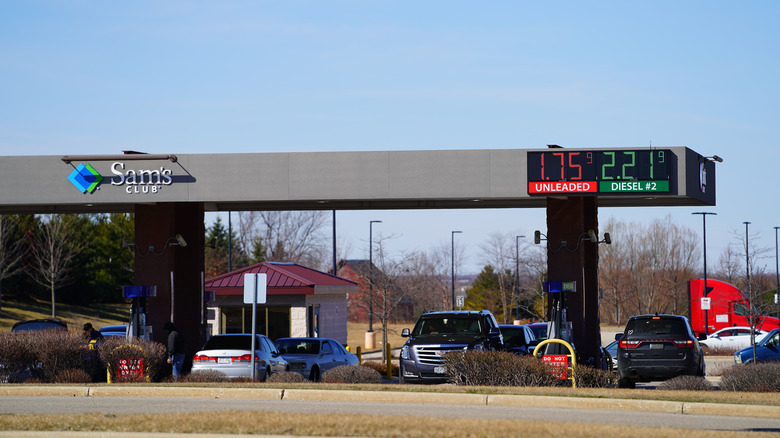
xmin=688 ymin=278 xmax=780 ymax=337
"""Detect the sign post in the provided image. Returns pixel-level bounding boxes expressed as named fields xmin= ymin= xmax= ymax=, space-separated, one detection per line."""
xmin=244 ymin=273 xmax=267 ymax=380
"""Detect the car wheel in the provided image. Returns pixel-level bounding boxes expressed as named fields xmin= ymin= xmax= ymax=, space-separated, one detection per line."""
xmin=309 ymin=366 xmax=320 ymax=382
xmin=617 ymin=377 xmax=635 ymax=389
xmin=398 ymin=364 xmax=406 ymax=384
xmin=261 ymin=366 xmax=271 ymax=382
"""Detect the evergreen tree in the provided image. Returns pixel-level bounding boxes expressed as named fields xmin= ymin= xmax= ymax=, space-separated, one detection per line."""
xmin=464 ymin=265 xmax=501 ymax=312
xmin=205 ymin=217 xmax=249 ymax=277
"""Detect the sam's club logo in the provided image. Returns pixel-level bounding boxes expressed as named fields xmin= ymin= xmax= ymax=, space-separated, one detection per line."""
xmin=67 ymin=163 xmax=103 ymax=194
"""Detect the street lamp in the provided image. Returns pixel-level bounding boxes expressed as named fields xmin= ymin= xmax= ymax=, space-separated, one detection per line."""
xmin=775 ymin=226 xmax=780 ymax=319
xmin=515 ymin=235 xmax=525 ymax=320
xmin=451 ymin=231 xmax=462 ymax=310
xmin=368 ymin=220 xmax=382 ymax=332
xmin=692 ymin=212 xmax=716 ymax=336
xmin=744 ymin=221 xmax=751 ymax=300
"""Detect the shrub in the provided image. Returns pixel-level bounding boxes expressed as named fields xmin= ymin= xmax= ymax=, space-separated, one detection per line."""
xmin=656 ymin=375 xmax=714 ymax=391
xmin=361 ymin=360 xmax=398 ymax=377
xmin=702 ymin=345 xmax=739 ymax=356
xmin=55 ymin=368 xmax=92 ymax=384
xmin=183 ymin=369 xmax=230 ymax=383
xmin=442 ymin=351 xmax=561 ymax=387
xmin=0 ymin=331 xmax=85 ymax=383
xmin=0 ymin=333 xmax=38 ymax=383
xmin=98 ymin=337 xmax=168 ymax=383
xmin=573 ymin=365 xmax=618 ymax=388
xmin=321 ymin=365 xmax=381 ymax=384
xmin=267 ymin=371 xmax=308 ymax=383
xmin=720 ymin=363 xmax=780 ymax=392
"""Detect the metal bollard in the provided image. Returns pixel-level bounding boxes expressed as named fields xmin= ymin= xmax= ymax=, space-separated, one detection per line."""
xmin=356 ymin=346 xmax=362 ymax=364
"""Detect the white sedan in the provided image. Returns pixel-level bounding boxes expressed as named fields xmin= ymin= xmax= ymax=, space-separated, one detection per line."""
xmin=192 ymin=334 xmax=288 ymax=381
xmin=700 ymin=327 xmax=768 ymax=351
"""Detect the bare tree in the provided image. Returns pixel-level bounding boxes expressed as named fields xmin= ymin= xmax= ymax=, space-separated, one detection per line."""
xmin=662 ymin=217 xmax=699 ymax=315
xmin=0 ymin=215 xmax=27 ymax=309
xmin=598 ymin=216 xmax=699 ymax=324
xmin=27 ymin=215 xmax=85 ymax=318
xmin=713 ymin=244 xmax=743 ymax=285
xmin=599 ymin=219 xmax=630 ymax=325
xmin=238 ymin=211 xmax=330 ymax=269
xmin=479 ymin=231 xmax=516 ymax=323
xmin=427 ymin=239 xmax=467 ymax=311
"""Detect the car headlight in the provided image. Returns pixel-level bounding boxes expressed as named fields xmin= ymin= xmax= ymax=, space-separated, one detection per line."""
xmin=734 ymin=355 xmax=742 ymax=365
xmin=401 ymin=345 xmax=410 ymax=360
xmin=472 ymin=344 xmax=485 ymax=351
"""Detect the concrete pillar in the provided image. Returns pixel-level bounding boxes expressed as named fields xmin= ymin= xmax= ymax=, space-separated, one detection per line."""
xmin=134 ymin=202 xmax=204 ymax=372
xmin=546 ymin=196 xmax=601 ymax=366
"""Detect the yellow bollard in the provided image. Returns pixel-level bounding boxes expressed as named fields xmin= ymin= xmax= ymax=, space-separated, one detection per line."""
xmin=385 ymin=343 xmax=392 ymax=380
xmin=356 ymin=346 xmax=362 ymax=364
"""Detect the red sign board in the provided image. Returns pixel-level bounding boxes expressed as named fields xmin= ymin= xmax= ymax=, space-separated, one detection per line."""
xmin=528 ymin=181 xmax=597 ymax=195
xmin=117 ymin=358 xmax=144 ymax=380
xmin=542 ymin=354 xmax=568 ymax=379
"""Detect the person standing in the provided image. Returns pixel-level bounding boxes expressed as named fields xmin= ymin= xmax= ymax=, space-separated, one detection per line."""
xmin=82 ymin=323 xmax=104 ymax=381
xmin=164 ymin=322 xmax=184 ymax=381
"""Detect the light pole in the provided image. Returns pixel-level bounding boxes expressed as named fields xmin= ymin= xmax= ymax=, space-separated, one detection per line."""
xmin=451 ymin=231 xmax=462 ymax=310
xmin=744 ymin=221 xmax=752 ymax=330
xmin=775 ymin=226 xmax=779 ymax=319
xmin=515 ymin=235 xmax=525 ymax=320
xmin=692 ymin=212 xmax=716 ymax=336
xmin=368 ymin=220 xmax=382 ymax=332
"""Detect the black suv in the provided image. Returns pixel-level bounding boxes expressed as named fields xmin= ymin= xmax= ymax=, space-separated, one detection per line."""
xmin=616 ymin=314 xmax=706 ymax=388
xmin=399 ymin=310 xmax=503 ymax=383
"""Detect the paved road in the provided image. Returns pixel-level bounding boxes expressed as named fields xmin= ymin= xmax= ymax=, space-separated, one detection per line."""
xmin=2 ymin=394 xmax=779 ymax=433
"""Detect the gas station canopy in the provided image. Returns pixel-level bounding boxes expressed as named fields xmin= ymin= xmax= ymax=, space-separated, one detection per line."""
xmin=0 ymin=146 xmax=714 ymax=214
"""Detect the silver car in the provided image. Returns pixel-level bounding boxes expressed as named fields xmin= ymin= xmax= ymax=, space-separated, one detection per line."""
xmin=192 ymin=334 xmax=288 ymax=381
xmin=275 ymin=337 xmax=359 ymax=381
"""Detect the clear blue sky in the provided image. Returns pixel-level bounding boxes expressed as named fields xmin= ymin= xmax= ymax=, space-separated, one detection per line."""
xmin=2 ymin=2 xmax=779 ymax=274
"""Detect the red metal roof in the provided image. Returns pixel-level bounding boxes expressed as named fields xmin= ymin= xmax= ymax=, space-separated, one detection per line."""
xmin=205 ymin=262 xmax=356 ymax=296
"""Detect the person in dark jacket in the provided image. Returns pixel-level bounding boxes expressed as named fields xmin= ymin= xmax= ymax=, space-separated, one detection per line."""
xmin=82 ymin=322 xmax=104 ymax=381
xmin=164 ymin=322 xmax=184 ymax=381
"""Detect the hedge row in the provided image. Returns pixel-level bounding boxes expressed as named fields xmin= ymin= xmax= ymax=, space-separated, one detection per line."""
xmin=0 ymin=331 xmax=167 ymax=383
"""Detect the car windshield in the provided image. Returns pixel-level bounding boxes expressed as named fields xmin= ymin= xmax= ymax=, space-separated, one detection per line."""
xmin=760 ymin=331 xmax=780 ymax=347
xmin=625 ymin=318 xmax=687 ymax=336
xmin=529 ymin=324 xmax=548 ymax=340
xmin=276 ymin=339 xmax=320 ymax=354
xmin=201 ymin=335 xmax=254 ymax=350
xmin=413 ymin=316 xmax=481 ymax=336
xmin=500 ymin=327 xmax=527 ymax=346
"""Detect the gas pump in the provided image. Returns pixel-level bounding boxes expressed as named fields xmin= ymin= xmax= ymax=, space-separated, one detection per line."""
xmin=123 ymin=285 xmax=157 ymax=340
xmin=542 ymin=281 xmax=575 ymax=355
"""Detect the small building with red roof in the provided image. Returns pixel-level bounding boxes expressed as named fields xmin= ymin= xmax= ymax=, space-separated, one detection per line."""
xmin=204 ymin=262 xmax=356 ymax=344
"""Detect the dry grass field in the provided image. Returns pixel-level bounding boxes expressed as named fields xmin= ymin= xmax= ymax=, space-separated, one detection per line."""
xmin=346 ymin=321 xmax=411 ymax=353
xmin=0 ymin=298 xmax=129 ymax=332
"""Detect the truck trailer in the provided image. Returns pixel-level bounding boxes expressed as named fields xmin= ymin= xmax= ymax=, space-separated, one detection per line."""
xmin=688 ymin=278 xmax=779 ymax=337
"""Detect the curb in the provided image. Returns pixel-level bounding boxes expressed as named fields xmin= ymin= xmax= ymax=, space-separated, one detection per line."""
xmin=2 ymin=386 xmax=779 ymax=419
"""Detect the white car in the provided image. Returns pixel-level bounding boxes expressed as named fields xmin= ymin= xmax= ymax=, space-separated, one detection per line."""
xmin=700 ymin=327 xmax=768 ymax=351
xmin=192 ymin=334 xmax=288 ymax=380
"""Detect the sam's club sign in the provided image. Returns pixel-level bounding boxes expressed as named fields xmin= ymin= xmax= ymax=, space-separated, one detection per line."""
xmin=67 ymin=161 xmax=173 ymax=195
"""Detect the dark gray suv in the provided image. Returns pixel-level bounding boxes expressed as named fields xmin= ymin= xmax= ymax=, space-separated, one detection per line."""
xmin=616 ymin=314 xmax=706 ymax=388
xmin=399 ymin=310 xmax=503 ymax=384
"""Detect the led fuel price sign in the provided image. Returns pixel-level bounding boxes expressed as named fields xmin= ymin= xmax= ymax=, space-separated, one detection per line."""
xmin=527 ymin=149 xmax=671 ymax=195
